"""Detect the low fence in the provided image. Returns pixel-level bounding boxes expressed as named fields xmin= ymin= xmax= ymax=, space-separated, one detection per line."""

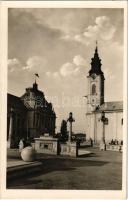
xmin=106 ymin=144 xmax=123 ymax=152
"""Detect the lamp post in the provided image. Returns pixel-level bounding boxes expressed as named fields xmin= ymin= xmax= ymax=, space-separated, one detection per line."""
xmin=101 ymin=111 xmax=105 ymax=143
xmin=100 ymin=111 xmax=107 ymax=150
xmin=67 ymin=112 xmax=75 ymax=143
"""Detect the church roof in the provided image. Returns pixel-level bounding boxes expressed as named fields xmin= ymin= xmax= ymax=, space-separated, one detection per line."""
xmin=99 ymin=101 xmax=123 ymax=111
xmin=89 ymin=42 xmax=104 ymax=76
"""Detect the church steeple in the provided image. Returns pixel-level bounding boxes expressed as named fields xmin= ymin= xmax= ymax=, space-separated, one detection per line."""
xmin=89 ymin=41 xmax=103 ymax=76
xmin=86 ymin=42 xmax=105 ymax=112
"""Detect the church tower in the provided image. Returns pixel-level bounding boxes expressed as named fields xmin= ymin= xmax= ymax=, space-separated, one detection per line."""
xmin=87 ymin=42 xmax=105 ymax=113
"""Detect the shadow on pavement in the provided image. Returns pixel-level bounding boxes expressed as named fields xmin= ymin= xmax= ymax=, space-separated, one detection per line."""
xmin=7 ymin=157 xmax=109 ymax=188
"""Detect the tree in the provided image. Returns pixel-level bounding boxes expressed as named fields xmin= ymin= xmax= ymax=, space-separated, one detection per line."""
xmin=60 ymin=120 xmax=68 ymax=142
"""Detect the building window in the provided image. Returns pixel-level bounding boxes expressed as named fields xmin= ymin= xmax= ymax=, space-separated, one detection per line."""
xmin=92 ymin=84 xmax=96 ymax=95
xmin=44 ymin=144 xmax=48 ymax=149
xmin=121 ymin=118 xmax=123 ymax=125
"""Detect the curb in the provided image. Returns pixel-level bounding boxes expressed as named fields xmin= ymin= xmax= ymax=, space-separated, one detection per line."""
xmin=7 ymin=161 xmax=43 ymax=181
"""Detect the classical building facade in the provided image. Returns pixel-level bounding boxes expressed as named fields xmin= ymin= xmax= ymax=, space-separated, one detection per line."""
xmin=86 ymin=45 xmax=123 ymax=144
xmin=7 ymin=82 xmax=56 ymax=148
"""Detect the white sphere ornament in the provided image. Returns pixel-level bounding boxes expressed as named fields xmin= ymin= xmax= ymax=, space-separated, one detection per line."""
xmin=21 ymin=146 xmax=36 ymax=162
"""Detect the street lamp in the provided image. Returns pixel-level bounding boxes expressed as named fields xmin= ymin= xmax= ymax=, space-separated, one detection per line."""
xmin=67 ymin=112 xmax=75 ymax=143
xmin=100 ymin=111 xmax=108 ymax=150
xmin=101 ymin=111 xmax=105 ymax=143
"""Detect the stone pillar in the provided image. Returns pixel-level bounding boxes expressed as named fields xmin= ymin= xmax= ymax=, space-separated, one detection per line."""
xmin=7 ymin=108 xmax=14 ymax=148
xmin=67 ymin=112 xmax=75 ymax=143
xmin=69 ymin=121 xmax=72 ymax=143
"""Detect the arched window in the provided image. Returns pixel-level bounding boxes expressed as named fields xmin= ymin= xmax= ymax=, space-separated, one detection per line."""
xmin=92 ymin=84 xmax=96 ymax=95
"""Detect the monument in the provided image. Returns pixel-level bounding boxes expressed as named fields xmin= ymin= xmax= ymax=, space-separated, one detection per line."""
xmin=61 ymin=112 xmax=78 ymax=157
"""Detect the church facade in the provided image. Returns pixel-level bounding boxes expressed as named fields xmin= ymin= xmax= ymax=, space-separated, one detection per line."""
xmin=86 ymin=45 xmax=123 ymax=144
xmin=7 ymin=82 xmax=56 ymax=148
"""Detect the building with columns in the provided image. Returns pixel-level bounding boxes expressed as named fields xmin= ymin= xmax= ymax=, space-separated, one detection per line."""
xmin=7 ymin=82 xmax=56 ymax=148
xmin=86 ymin=44 xmax=123 ymax=145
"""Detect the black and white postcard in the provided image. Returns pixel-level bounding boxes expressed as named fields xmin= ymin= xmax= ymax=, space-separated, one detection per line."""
xmin=0 ymin=1 xmax=127 ymax=200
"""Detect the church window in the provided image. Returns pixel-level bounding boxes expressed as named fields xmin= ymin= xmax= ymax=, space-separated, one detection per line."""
xmin=92 ymin=84 xmax=96 ymax=95
xmin=121 ymin=118 xmax=123 ymax=125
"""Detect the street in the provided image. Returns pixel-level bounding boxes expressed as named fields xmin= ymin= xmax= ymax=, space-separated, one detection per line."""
xmin=7 ymin=147 xmax=122 ymax=190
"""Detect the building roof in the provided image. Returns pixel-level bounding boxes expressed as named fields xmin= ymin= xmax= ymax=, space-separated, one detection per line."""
xmin=7 ymin=93 xmax=26 ymax=110
xmin=20 ymin=82 xmax=56 ymax=116
xmin=99 ymin=101 xmax=123 ymax=112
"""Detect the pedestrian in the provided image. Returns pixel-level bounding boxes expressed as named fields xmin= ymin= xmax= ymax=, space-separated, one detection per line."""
xmin=90 ymin=137 xmax=93 ymax=147
xmin=19 ymin=138 xmax=25 ymax=152
xmin=119 ymin=145 xmax=122 ymax=153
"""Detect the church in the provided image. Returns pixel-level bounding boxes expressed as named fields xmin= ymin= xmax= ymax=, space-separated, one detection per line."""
xmin=7 ymin=81 xmax=56 ymax=148
xmin=86 ymin=44 xmax=123 ymax=145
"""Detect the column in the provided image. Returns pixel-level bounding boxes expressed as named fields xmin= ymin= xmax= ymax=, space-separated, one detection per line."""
xmin=7 ymin=108 xmax=14 ymax=148
xmin=69 ymin=121 xmax=72 ymax=143
xmin=67 ymin=112 xmax=75 ymax=143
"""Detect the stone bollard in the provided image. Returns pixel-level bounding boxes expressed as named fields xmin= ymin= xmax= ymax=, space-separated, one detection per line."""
xmin=21 ymin=146 xmax=36 ymax=162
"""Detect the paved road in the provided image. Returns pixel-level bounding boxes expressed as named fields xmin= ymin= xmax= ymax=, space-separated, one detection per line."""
xmin=7 ymin=147 xmax=122 ymax=190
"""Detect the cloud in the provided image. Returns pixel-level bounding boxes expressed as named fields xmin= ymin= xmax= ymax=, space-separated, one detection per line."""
xmin=46 ymin=71 xmax=60 ymax=79
xmin=22 ymin=56 xmax=47 ymax=72
xmin=73 ymin=55 xmax=87 ymax=66
xmin=60 ymin=62 xmax=80 ymax=77
xmin=104 ymin=68 xmax=115 ymax=81
xmin=8 ymin=55 xmax=86 ymax=79
xmin=62 ymin=16 xmax=116 ymax=45
xmin=84 ymin=16 xmax=116 ymax=41
xmin=45 ymin=55 xmax=87 ymax=79
xmin=8 ymin=56 xmax=48 ymax=78
xmin=60 ymin=55 xmax=86 ymax=77
xmin=8 ymin=58 xmax=22 ymax=72
xmin=8 ymin=9 xmax=63 ymax=62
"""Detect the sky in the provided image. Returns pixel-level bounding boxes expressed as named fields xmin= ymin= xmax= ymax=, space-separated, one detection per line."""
xmin=8 ymin=8 xmax=124 ymax=133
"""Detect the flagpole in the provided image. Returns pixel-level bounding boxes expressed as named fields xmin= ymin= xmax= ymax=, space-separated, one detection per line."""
xmin=35 ymin=74 xmax=36 ymax=83
xmin=34 ymin=73 xmax=39 ymax=83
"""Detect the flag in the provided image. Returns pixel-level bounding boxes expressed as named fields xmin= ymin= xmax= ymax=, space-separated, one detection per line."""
xmin=35 ymin=73 xmax=39 ymax=78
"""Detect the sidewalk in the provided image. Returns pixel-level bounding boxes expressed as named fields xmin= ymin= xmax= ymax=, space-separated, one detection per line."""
xmin=7 ymin=149 xmax=43 ymax=180
xmin=7 ymin=148 xmax=41 ymax=168
xmin=7 ymin=148 xmax=92 ymax=167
